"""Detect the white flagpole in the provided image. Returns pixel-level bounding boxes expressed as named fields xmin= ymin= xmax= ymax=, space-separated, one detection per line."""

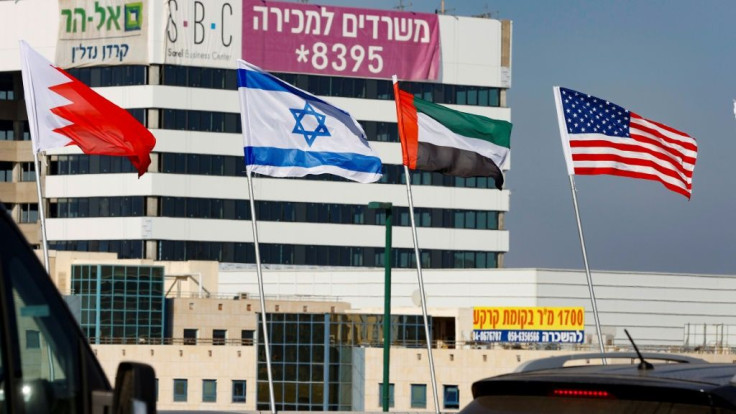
xmin=238 ymin=60 xmax=276 ymax=412
xmin=32 ymin=151 xmax=50 ymax=272
xmin=553 ymin=86 xmax=606 ymax=362
xmin=21 ymin=42 xmax=50 ymax=272
xmin=245 ymin=171 xmax=277 ymax=413
xmin=403 ymin=165 xmax=440 ymax=414
xmin=392 ymin=75 xmax=439 ymax=413
xmin=567 ymin=175 xmax=607 ymax=361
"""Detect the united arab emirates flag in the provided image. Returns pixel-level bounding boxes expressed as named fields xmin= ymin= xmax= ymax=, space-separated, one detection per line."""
xmin=393 ymin=83 xmax=512 ymax=190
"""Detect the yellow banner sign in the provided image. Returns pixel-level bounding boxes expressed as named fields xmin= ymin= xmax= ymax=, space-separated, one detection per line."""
xmin=473 ymin=307 xmax=585 ymax=331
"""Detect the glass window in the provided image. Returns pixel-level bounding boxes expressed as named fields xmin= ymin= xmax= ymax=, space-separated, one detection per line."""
xmin=467 ymin=88 xmax=478 ymax=105
xmin=0 ymin=119 xmax=13 ymax=140
xmin=456 ymin=86 xmax=467 ymax=105
xmin=20 ymin=203 xmax=38 ymax=223
xmin=21 ymin=162 xmax=35 ymax=182
xmin=202 ymin=379 xmax=217 ymax=402
xmin=378 ymin=383 xmax=394 ymax=408
xmin=232 ymin=380 xmax=247 ymax=403
xmin=489 ymin=88 xmax=500 ymax=106
xmin=478 ymin=88 xmax=490 ymax=106
xmin=25 ymin=330 xmax=41 ymax=349
xmin=241 ymin=330 xmax=254 ymax=345
xmin=444 ymin=385 xmax=460 ymax=409
xmin=213 ymin=329 xmax=226 ymax=345
xmin=173 ymin=379 xmax=188 ymax=402
xmin=411 ymin=384 xmax=427 ymax=408
xmin=0 ymin=161 xmax=12 ymax=182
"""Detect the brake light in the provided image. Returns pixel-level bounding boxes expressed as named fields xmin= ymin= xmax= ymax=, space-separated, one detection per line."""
xmin=553 ymin=389 xmax=610 ymax=398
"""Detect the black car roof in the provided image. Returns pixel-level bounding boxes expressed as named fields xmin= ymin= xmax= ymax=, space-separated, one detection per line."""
xmin=473 ymin=353 xmax=736 ymax=397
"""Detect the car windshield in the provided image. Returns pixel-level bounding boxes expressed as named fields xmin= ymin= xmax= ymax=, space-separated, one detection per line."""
xmin=0 ymin=208 xmax=109 ymax=413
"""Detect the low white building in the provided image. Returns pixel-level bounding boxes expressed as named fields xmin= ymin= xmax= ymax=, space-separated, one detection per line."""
xmin=219 ymin=265 xmax=736 ymax=348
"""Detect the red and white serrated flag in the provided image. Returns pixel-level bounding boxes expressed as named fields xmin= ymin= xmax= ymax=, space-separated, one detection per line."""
xmin=19 ymin=41 xmax=155 ymax=177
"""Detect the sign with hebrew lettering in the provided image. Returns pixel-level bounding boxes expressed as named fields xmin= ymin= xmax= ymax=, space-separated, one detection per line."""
xmin=472 ymin=307 xmax=585 ymax=344
xmin=56 ymin=0 xmax=149 ymax=67
xmin=242 ymin=0 xmax=440 ymax=81
xmin=163 ymin=0 xmax=242 ymax=68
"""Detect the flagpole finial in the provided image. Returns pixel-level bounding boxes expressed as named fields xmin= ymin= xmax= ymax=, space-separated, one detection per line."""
xmin=392 ymin=75 xmax=398 ymax=84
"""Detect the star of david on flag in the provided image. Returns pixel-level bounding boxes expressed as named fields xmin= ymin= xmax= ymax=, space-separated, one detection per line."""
xmin=237 ymin=60 xmax=383 ymax=183
xmin=290 ymin=102 xmax=330 ymax=147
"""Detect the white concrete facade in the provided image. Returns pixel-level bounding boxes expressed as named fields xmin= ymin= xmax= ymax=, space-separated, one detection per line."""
xmin=218 ymin=266 xmax=736 ymax=347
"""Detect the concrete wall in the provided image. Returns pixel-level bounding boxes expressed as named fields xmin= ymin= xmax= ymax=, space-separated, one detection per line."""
xmin=92 ymin=343 xmax=736 ymax=412
xmin=218 ymin=267 xmax=736 ymax=347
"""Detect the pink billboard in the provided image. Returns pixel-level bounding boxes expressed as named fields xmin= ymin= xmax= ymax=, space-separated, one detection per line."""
xmin=242 ymin=0 xmax=440 ymax=81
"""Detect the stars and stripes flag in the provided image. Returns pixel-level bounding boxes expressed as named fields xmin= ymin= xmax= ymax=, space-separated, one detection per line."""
xmin=553 ymin=86 xmax=697 ymax=199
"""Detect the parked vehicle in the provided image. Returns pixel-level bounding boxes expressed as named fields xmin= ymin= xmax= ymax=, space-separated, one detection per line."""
xmin=460 ymin=350 xmax=736 ymax=413
xmin=0 ymin=203 xmax=156 ymax=413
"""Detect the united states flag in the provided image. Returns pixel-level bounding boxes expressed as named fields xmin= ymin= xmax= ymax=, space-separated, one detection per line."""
xmin=554 ymin=87 xmax=697 ymax=199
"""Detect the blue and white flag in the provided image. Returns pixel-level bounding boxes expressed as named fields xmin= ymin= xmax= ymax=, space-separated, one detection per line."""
xmin=237 ymin=60 xmax=383 ymax=183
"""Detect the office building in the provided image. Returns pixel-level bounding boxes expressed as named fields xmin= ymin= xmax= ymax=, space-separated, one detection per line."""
xmin=0 ymin=0 xmax=511 ymax=270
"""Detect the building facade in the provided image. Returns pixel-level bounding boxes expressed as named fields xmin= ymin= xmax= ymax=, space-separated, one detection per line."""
xmin=29 ymin=249 xmax=736 ymax=411
xmin=0 ymin=0 xmax=512 ymax=270
xmin=71 ymin=263 xmax=166 ymax=343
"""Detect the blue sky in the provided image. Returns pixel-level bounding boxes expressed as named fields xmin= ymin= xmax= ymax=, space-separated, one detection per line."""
xmin=299 ymin=0 xmax=736 ymax=274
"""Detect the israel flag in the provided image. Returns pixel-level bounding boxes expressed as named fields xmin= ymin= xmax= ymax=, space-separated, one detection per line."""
xmin=237 ymin=60 xmax=383 ymax=183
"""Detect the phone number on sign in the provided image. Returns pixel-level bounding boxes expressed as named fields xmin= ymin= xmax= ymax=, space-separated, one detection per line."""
xmin=295 ymin=42 xmax=384 ymax=74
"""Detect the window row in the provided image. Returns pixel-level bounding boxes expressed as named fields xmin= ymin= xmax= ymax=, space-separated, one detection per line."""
xmin=50 ymin=239 xmax=143 ymax=259
xmin=20 ymin=203 xmax=38 ymax=223
xmin=50 ymin=151 xmax=501 ymax=189
xmin=160 ymin=241 xmax=498 ymax=269
xmin=0 ymin=73 xmax=14 ymax=101
xmin=0 ymin=120 xmax=30 ymax=141
xmin=161 ymin=109 xmax=399 ymax=144
xmin=52 ymin=197 xmax=145 ymax=218
xmin=0 ymin=162 xmax=36 ymax=182
xmin=52 ymin=239 xmax=499 ymax=268
xmin=165 ymin=378 xmax=456 ymax=409
xmin=172 ymin=379 xmax=246 ymax=403
xmin=66 ymin=65 xmax=147 ymax=87
xmin=159 ymin=152 xmax=500 ymax=189
xmin=160 ymin=197 xmax=499 ymax=230
xmin=73 ymin=284 xmax=163 ymax=299
xmin=52 ymin=154 xmax=139 ymax=175
xmin=377 ymin=383 xmax=457 ymax=410
xmin=160 ymin=108 xmax=241 ymax=133
xmin=80 ymin=309 xmax=164 ymax=325
xmin=182 ymin=328 xmax=255 ymax=346
xmin=0 ymin=203 xmax=40 ymax=224
xmin=72 ymin=264 xmax=164 ymax=282
xmin=0 ymin=162 xmax=10 ymax=181
xmin=51 ymin=195 xmax=500 ymax=230
xmin=161 ymin=64 xmax=502 ymax=107
xmin=82 ymin=325 xmax=163 ymax=341
xmin=326 ymin=314 xmax=428 ymax=347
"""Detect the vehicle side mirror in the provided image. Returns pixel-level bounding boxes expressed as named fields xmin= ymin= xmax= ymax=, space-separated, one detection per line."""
xmin=112 ymin=361 xmax=157 ymax=414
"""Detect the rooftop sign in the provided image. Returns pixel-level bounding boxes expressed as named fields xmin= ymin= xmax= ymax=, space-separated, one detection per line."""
xmin=242 ymin=0 xmax=440 ymax=80
xmin=56 ymin=0 xmax=149 ymax=67
xmin=472 ymin=307 xmax=585 ymax=344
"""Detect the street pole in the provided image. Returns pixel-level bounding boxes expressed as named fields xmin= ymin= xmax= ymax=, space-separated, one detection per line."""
xmin=369 ymin=202 xmax=393 ymax=412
